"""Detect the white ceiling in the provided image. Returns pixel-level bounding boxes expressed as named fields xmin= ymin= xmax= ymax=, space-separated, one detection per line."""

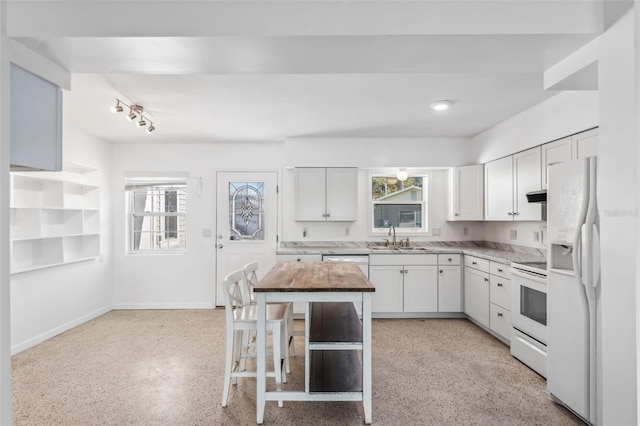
xmin=7 ymin=1 xmax=604 ymax=144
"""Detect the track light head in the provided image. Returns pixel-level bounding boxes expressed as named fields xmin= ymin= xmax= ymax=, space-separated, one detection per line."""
xmin=127 ymin=110 xmax=137 ymax=122
xmin=137 ymin=118 xmax=146 ymax=127
xmin=111 ymin=100 xmax=123 ymax=113
xmin=146 ymin=123 xmax=155 ymax=134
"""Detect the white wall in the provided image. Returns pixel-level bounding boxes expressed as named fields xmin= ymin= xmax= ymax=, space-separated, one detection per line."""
xmin=111 ymin=137 xmax=475 ymax=307
xmin=596 ymin=8 xmax=637 ymax=425
xmin=10 ymin=126 xmax=113 ymax=354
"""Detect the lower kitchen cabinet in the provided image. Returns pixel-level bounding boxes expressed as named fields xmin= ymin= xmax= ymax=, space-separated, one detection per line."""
xmin=464 ymin=266 xmax=490 ymax=327
xmin=369 ymin=254 xmax=438 ymax=314
xmin=438 ymin=266 xmax=463 ymax=312
xmin=464 ymin=255 xmax=512 ymax=343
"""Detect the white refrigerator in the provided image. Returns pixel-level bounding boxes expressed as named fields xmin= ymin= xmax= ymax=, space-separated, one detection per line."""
xmin=547 ymin=157 xmax=600 ymax=424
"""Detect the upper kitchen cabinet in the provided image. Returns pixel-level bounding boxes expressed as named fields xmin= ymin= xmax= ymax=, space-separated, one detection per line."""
xmin=447 ymin=164 xmax=483 ymax=221
xmin=295 ymin=167 xmax=358 ymax=221
xmin=541 ymin=128 xmax=598 ymax=189
xmin=10 ymin=64 xmax=63 ymax=172
xmin=485 ymin=147 xmax=542 ymax=221
xmin=572 ymin=128 xmax=598 ymax=159
xmin=541 ymin=137 xmax=572 ymax=189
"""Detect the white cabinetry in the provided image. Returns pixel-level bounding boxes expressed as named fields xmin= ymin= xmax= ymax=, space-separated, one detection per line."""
xmin=294 ymin=167 xmax=358 ymax=221
xmin=10 ymin=165 xmax=101 ymax=274
xmin=447 ymin=165 xmax=483 ymax=221
xmin=464 ymin=257 xmax=490 ymax=326
xmin=484 ymin=147 xmax=541 ymax=221
xmin=572 ymin=128 xmax=598 ymax=159
xmin=438 ymin=254 xmax=462 ymax=312
xmin=541 ymin=128 xmax=599 ymax=189
xmin=464 ymin=255 xmax=511 ymax=343
xmin=369 ymin=254 xmax=438 ymax=313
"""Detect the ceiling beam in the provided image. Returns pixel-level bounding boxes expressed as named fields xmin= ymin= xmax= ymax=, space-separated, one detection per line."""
xmin=7 ymin=1 xmax=604 ymax=38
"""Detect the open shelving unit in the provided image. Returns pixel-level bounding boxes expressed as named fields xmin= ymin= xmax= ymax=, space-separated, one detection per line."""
xmin=9 ymin=164 xmax=101 ymax=274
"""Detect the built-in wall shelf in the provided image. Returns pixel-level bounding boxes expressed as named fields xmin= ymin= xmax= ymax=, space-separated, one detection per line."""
xmin=10 ymin=164 xmax=101 ymax=274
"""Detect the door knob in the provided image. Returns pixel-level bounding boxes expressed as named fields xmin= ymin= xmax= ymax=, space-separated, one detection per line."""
xmin=218 ymin=244 xmax=223 ymax=249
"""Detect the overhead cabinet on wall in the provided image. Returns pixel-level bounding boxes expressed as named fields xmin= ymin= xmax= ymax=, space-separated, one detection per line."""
xmin=541 ymin=128 xmax=598 ymax=189
xmin=484 ymin=147 xmax=542 ymax=221
xmin=447 ymin=164 xmax=484 ymax=221
xmin=10 ymin=164 xmax=101 ymax=273
xmin=294 ymin=167 xmax=358 ymax=221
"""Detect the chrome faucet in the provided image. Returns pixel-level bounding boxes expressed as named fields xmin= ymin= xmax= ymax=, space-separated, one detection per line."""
xmin=388 ymin=225 xmax=397 ymax=246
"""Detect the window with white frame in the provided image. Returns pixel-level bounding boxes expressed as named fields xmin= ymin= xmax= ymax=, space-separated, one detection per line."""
xmin=125 ymin=176 xmax=187 ymax=253
xmin=371 ymin=174 xmax=429 ymax=233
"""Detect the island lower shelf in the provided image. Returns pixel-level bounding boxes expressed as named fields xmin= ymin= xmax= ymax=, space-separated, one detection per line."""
xmin=309 ymin=301 xmax=364 ymax=393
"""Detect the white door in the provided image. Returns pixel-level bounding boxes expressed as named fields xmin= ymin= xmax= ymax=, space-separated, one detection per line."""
xmin=215 ymin=171 xmax=278 ymax=306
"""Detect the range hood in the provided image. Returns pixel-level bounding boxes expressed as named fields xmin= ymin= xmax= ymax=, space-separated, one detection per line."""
xmin=526 ymin=190 xmax=547 ymax=203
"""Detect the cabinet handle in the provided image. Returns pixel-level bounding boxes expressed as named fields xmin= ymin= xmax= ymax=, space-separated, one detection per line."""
xmin=514 ymin=212 xmax=519 ymax=216
xmin=400 ymin=270 xmax=404 ymax=274
xmin=455 ymin=213 xmax=460 ymax=216
xmin=439 ymin=270 xmax=443 ymax=274
xmin=497 ymin=312 xmax=504 ymax=317
xmin=497 ymin=283 xmax=503 ymax=287
xmin=448 ymin=258 xmax=452 ymax=262
xmin=404 ymin=269 xmax=408 ymax=274
xmin=484 ymin=278 xmax=489 ymax=282
xmin=326 ymin=213 xmax=331 ymax=218
xmin=297 ymin=258 xmax=301 ymax=262
xmin=498 ymin=268 xmax=503 ymax=272
xmin=472 ymin=261 xmax=477 ymax=265
xmin=507 ymin=212 xmax=513 ymax=216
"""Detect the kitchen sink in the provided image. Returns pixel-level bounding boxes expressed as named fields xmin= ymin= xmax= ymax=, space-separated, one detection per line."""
xmin=368 ymin=246 xmax=431 ymax=251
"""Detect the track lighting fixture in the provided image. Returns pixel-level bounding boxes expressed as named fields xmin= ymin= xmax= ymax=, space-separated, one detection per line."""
xmin=110 ymin=99 xmax=123 ymax=113
xmin=111 ymin=98 xmax=156 ymax=134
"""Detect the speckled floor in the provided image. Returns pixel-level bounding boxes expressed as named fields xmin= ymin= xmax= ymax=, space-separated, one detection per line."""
xmin=12 ymin=310 xmax=581 ymax=425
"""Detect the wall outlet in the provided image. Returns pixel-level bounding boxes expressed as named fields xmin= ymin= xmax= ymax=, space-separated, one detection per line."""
xmin=432 ymin=228 xmax=441 ymax=236
xmin=463 ymin=226 xmax=469 ymax=236
xmin=509 ymin=229 xmax=517 ymax=240
xmin=345 ymin=227 xmax=350 ymax=237
xmin=533 ymin=231 xmax=540 ymax=242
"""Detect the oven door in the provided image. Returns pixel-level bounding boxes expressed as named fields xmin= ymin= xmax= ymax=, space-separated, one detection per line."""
xmin=511 ymin=268 xmax=547 ymax=344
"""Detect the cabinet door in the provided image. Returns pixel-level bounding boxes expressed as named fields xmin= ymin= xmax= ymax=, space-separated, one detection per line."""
xmin=294 ymin=168 xmax=327 ymax=221
xmin=448 ymin=165 xmax=483 ymax=221
xmin=484 ymin=156 xmax=513 ymax=221
xmin=513 ymin=147 xmax=542 ymax=221
xmin=464 ymin=267 xmax=490 ymax=327
xmin=370 ymin=265 xmax=404 ymax=313
xmin=438 ymin=265 xmax=462 ymax=312
xmin=403 ymin=265 xmax=438 ymax=312
xmin=541 ymin=137 xmax=572 ymax=189
xmin=325 ymin=168 xmax=358 ymax=221
xmin=572 ymin=128 xmax=598 ymax=159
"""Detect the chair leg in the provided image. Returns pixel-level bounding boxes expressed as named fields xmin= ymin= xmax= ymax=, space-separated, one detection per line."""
xmin=239 ymin=330 xmax=250 ymax=372
xmin=282 ymin=321 xmax=291 ymax=378
xmin=222 ymin=326 xmax=235 ymax=407
xmin=232 ymin=330 xmax=243 ymax=385
xmin=287 ymin=303 xmax=295 ymax=358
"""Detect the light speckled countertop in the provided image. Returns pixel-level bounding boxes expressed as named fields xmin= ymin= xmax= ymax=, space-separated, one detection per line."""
xmin=277 ymin=241 xmax=546 ymax=265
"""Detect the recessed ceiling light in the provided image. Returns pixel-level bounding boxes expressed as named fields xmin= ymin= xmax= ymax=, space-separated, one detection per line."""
xmin=431 ymin=100 xmax=453 ymax=111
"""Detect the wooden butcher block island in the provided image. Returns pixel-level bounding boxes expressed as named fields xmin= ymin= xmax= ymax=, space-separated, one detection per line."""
xmin=253 ymin=261 xmax=375 ymax=424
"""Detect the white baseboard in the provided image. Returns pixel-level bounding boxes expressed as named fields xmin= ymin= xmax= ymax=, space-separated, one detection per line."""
xmin=112 ymin=303 xmax=215 ymax=310
xmin=12 ymin=306 xmax=112 ymax=355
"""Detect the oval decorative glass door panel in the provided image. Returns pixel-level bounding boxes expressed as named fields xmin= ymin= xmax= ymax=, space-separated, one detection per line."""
xmin=229 ymin=182 xmax=265 ymax=240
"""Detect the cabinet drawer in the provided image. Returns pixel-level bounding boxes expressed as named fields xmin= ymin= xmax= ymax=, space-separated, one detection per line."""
xmin=489 ymin=275 xmax=511 ymax=310
xmin=464 ymin=255 xmax=489 ymax=272
xmin=490 ymin=262 xmax=511 ymax=279
xmin=369 ymin=254 xmax=437 ymax=266
xmin=438 ymin=253 xmax=461 ymax=265
xmin=489 ymin=303 xmax=511 ymax=342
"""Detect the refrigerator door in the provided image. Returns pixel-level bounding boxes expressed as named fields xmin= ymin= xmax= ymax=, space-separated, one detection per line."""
xmin=547 ymin=269 xmax=590 ymax=420
xmin=547 ymin=159 xmax=589 ymax=246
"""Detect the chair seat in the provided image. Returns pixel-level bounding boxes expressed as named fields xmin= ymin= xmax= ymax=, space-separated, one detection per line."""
xmin=233 ymin=303 xmax=287 ymax=322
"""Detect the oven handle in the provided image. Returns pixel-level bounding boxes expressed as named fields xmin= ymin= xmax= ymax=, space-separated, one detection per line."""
xmin=510 ymin=268 xmax=548 ymax=284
